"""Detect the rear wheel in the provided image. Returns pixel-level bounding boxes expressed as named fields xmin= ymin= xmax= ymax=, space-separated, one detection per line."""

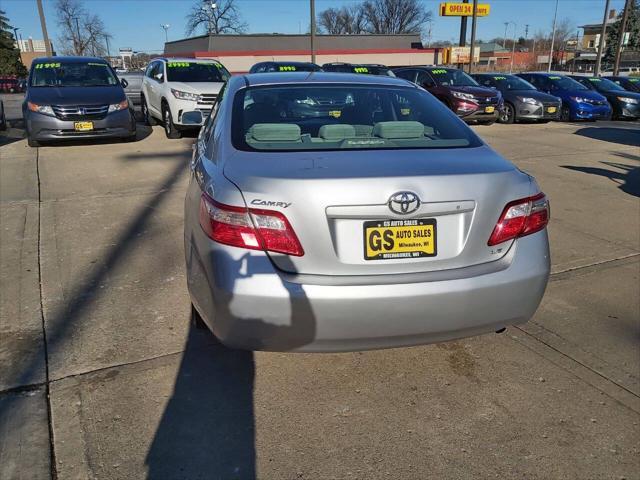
xmin=162 ymin=103 xmax=182 ymax=139
xmin=191 ymin=304 xmax=208 ymax=330
xmin=499 ymin=103 xmax=516 ymax=124
xmin=141 ymin=96 xmax=156 ymax=126
xmin=560 ymin=104 xmax=572 ymax=122
xmin=27 ymin=134 xmax=40 ymax=148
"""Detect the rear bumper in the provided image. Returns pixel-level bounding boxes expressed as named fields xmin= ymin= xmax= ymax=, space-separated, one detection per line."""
xmin=187 ymin=230 xmax=550 ymax=352
xmin=26 ymin=109 xmax=135 ymax=141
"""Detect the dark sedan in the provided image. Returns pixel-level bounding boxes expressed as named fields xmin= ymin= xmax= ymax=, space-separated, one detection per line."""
xmin=569 ymin=75 xmax=640 ymax=120
xmin=249 ymin=61 xmax=322 ymax=73
xmin=23 ymin=56 xmax=136 ymax=147
xmin=393 ymin=66 xmax=501 ymax=125
xmin=607 ymin=76 xmax=640 ymax=93
xmin=472 ymin=73 xmax=561 ymax=124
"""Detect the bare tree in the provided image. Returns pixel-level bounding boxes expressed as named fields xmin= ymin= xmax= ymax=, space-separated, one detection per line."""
xmin=185 ymin=0 xmax=248 ymax=36
xmin=362 ymin=0 xmax=431 ymax=34
xmin=55 ymin=0 xmax=111 ymax=56
xmin=318 ymin=5 xmax=367 ymax=34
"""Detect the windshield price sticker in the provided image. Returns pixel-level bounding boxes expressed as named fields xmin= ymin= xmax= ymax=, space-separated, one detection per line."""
xmin=88 ymin=62 xmax=108 ymax=67
xmin=588 ymin=78 xmax=601 ymax=82
xmin=279 ymin=66 xmax=297 ymax=71
xmin=35 ymin=63 xmax=61 ymax=69
xmin=431 ymin=69 xmax=448 ymax=74
xmin=549 ymin=76 xmax=561 ymax=80
xmin=353 ymin=67 xmax=369 ymax=73
xmin=168 ymin=62 xmax=191 ymax=68
xmin=493 ymin=76 xmax=507 ymax=80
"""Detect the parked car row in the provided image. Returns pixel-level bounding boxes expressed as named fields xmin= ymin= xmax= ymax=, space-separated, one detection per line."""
xmin=19 ymin=56 xmax=639 ymax=147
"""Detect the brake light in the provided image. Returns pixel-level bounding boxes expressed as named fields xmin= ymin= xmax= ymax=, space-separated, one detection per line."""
xmin=199 ymin=193 xmax=304 ymax=256
xmin=488 ymin=193 xmax=549 ymax=246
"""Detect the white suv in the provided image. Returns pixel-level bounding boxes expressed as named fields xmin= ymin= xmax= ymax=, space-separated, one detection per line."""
xmin=141 ymin=58 xmax=230 ymax=138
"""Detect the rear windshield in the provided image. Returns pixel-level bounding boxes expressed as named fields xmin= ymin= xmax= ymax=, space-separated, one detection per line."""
xmin=429 ymin=69 xmax=478 ymax=87
xmin=165 ymin=61 xmax=230 ymax=82
xmin=232 ymin=85 xmax=481 ymax=152
xmin=30 ymin=62 xmax=118 ymax=87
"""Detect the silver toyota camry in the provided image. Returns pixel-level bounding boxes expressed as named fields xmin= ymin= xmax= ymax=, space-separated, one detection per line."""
xmin=184 ymin=72 xmax=550 ymax=352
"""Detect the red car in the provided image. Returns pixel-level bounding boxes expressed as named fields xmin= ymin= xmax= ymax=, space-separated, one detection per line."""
xmin=0 ymin=76 xmax=23 ymax=93
xmin=393 ymin=66 xmax=502 ymax=125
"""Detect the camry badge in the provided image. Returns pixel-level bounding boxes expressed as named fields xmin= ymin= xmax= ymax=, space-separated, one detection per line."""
xmin=388 ymin=191 xmax=421 ymax=215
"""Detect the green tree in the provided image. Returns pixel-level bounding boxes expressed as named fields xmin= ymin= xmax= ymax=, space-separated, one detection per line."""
xmin=0 ymin=10 xmax=27 ymax=76
xmin=605 ymin=0 xmax=640 ymax=62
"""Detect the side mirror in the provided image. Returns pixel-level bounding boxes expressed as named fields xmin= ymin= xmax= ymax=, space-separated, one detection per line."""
xmin=120 ymin=78 xmax=129 ymax=88
xmin=154 ymin=73 xmax=164 ymax=82
xmin=181 ymin=110 xmax=203 ymax=126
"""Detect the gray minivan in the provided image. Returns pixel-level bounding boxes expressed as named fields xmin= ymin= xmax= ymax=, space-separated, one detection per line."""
xmin=23 ymin=56 xmax=136 ymax=147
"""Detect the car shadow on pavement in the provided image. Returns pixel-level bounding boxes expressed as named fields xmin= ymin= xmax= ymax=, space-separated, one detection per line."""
xmin=574 ymin=126 xmax=640 ymax=147
xmin=561 ymin=161 xmax=640 ymax=197
xmin=146 ymin=253 xmax=316 ymax=479
xmin=146 ymin=326 xmax=257 ymax=480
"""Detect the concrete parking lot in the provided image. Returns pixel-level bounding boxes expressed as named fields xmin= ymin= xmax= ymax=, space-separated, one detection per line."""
xmin=1 ymin=92 xmax=638 ymax=479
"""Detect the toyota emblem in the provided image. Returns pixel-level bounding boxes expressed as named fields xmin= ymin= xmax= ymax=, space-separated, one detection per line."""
xmin=388 ymin=191 xmax=421 ymax=215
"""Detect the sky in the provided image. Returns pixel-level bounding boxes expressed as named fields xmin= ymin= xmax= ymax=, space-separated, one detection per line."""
xmin=1 ymin=0 xmax=628 ymax=54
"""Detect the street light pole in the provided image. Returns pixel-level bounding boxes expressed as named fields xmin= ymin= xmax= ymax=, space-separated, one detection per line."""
xmin=503 ymin=22 xmax=509 ymax=49
xmin=548 ymin=0 xmax=559 ymax=72
xmin=468 ymin=0 xmax=478 ymax=73
xmin=12 ymin=27 xmax=19 ymax=47
xmin=310 ymin=0 xmax=316 ymax=63
xmin=161 ymin=24 xmax=170 ymax=43
xmin=36 ymin=0 xmax=52 ymax=57
xmin=594 ymin=0 xmax=611 ymax=76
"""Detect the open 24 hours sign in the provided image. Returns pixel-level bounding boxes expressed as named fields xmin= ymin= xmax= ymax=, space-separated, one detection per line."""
xmin=439 ymin=2 xmax=491 ymax=16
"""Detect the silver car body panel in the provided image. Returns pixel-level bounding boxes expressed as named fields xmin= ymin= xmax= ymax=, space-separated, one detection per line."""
xmin=184 ymin=72 xmax=550 ymax=352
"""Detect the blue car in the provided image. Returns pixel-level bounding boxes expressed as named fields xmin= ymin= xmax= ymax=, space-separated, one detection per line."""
xmin=516 ymin=73 xmax=612 ymax=121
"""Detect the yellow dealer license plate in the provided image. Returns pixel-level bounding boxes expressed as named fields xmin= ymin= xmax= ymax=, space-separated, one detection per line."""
xmin=547 ymin=106 xmax=557 ymax=113
xmin=484 ymin=106 xmax=495 ymax=113
xmin=74 ymin=121 xmax=94 ymax=132
xmin=364 ymin=219 xmax=436 ymax=260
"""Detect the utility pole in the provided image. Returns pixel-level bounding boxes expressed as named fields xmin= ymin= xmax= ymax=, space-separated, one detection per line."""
xmin=510 ymin=22 xmax=517 ymax=73
xmin=594 ymin=0 xmax=611 ymax=76
xmin=161 ymin=24 xmax=170 ymax=43
xmin=73 ymin=16 xmax=82 ymax=55
xmin=548 ymin=0 xmax=559 ymax=72
xmin=457 ymin=0 xmax=469 ymax=69
xmin=503 ymin=22 xmax=509 ymax=48
xmin=36 ymin=0 xmax=52 ymax=57
xmin=468 ymin=0 xmax=478 ymax=73
xmin=105 ymin=34 xmax=111 ymax=58
xmin=310 ymin=0 xmax=316 ymax=63
xmin=613 ymin=0 xmax=631 ymax=76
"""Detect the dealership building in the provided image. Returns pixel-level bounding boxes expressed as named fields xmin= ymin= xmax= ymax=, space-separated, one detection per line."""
xmin=163 ymin=33 xmax=440 ymax=73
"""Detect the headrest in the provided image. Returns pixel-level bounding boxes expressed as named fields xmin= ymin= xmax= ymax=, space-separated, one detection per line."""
xmin=318 ymin=124 xmax=356 ymax=140
xmin=249 ymin=123 xmax=301 ymax=142
xmin=372 ymin=121 xmax=425 ymax=139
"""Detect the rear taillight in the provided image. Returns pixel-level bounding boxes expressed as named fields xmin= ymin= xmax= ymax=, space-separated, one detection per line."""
xmin=199 ymin=193 xmax=304 ymax=256
xmin=488 ymin=193 xmax=549 ymax=246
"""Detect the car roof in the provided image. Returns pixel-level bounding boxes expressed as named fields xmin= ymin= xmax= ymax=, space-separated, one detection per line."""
xmin=157 ymin=57 xmax=220 ymax=63
xmin=257 ymin=61 xmax=318 ymax=66
xmin=32 ymin=56 xmax=108 ymax=64
xmin=241 ymin=71 xmax=414 ymax=88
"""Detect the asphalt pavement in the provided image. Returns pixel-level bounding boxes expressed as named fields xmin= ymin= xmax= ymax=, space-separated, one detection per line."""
xmin=0 ymin=96 xmax=638 ymax=479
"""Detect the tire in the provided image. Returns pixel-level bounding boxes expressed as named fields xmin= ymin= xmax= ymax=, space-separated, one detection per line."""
xmin=560 ymin=104 xmax=572 ymax=122
xmin=27 ymin=135 xmax=40 ymax=148
xmin=141 ymin=95 xmax=156 ymax=126
xmin=191 ymin=304 xmax=208 ymax=330
xmin=499 ymin=103 xmax=516 ymax=124
xmin=477 ymin=119 xmax=496 ymax=126
xmin=162 ymin=103 xmax=182 ymax=139
xmin=538 ymin=119 xmax=551 ymax=124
